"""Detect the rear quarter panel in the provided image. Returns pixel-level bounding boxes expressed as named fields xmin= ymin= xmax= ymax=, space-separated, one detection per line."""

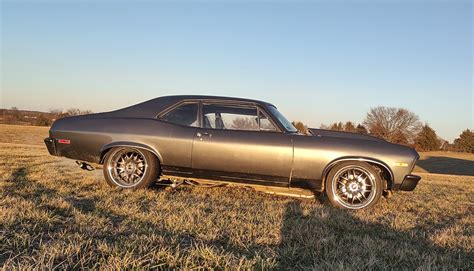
xmin=50 ymin=117 xmax=196 ymax=167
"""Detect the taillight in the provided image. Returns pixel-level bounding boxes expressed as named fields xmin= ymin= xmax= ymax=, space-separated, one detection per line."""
xmin=57 ymin=139 xmax=71 ymax=144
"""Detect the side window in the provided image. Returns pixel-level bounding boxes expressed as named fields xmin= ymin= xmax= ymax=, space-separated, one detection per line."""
xmin=202 ymin=104 xmax=259 ymax=131
xmin=161 ymin=103 xmax=198 ymax=127
xmin=259 ymin=111 xmax=277 ymax=131
xmin=202 ymin=104 xmax=278 ymax=132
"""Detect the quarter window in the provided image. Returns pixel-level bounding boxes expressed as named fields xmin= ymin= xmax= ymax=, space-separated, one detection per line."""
xmin=161 ymin=103 xmax=198 ymax=127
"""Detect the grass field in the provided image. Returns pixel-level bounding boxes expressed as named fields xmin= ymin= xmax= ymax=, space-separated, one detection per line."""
xmin=1 ymin=124 xmax=473 ymax=269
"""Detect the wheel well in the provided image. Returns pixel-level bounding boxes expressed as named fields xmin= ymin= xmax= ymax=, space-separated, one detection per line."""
xmin=322 ymin=159 xmax=393 ymax=191
xmin=99 ymin=145 xmax=162 ymax=165
xmin=366 ymin=162 xmax=392 ymax=190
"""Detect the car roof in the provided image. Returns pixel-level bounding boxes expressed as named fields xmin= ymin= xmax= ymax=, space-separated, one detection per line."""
xmin=160 ymin=95 xmax=275 ymax=107
xmin=108 ymin=95 xmax=276 ymax=119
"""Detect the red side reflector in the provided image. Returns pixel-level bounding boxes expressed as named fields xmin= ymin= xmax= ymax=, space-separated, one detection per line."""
xmin=58 ymin=139 xmax=71 ymax=144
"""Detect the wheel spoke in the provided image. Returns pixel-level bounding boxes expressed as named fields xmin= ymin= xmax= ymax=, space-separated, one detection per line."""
xmin=108 ymin=149 xmax=147 ymax=187
xmin=332 ymin=166 xmax=376 ymax=209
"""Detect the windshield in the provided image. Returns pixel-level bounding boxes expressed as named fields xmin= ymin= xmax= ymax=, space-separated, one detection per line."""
xmin=267 ymin=105 xmax=298 ymax=133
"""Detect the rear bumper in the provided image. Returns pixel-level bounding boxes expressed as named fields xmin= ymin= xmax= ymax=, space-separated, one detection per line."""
xmin=44 ymin=137 xmax=57 ymax=156
xmin=398 ymin=174 xmax=421 ymax=191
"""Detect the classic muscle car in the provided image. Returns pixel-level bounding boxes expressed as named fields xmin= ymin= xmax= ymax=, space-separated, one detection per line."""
xmin=44 ymin=95 xmax=421 ymax=209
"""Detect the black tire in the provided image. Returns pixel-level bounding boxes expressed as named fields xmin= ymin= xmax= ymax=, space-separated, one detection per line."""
xmin=102 ymin=147 xmax=159 ymax=189
xmin=325 ymin=161 xmax=382 ymax=210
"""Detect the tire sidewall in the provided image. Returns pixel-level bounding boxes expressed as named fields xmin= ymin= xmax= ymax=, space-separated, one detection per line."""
xmin=325 ymin=161 xmax=383 ymax=210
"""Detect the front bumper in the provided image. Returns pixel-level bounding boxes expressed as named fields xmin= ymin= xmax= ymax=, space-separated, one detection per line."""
xmin=398 ymin=174 xmax=421 ymax=191
xmin=44 ymin=137 xmax=57 ymax=156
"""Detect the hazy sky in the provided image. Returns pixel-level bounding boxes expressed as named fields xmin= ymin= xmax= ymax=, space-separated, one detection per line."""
xmin=1 ymin=0 xmax=472 ymax=141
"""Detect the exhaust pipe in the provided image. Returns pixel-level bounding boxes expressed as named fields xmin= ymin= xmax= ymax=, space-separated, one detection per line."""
xmin=76 ymin=161 xmax=95 ymax=171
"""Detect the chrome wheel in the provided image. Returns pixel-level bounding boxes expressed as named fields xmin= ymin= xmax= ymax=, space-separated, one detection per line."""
xmin=331 ymin=165 xmax=377 ymax=209
xmin=107 ymin=148 xmax=147 ymax=188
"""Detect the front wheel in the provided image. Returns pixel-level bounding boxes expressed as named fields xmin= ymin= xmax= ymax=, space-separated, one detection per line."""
xmin=325 ymin=161 xmax=383 ymax=210
xmin=103 ymin=147 xmax=159 ymax=189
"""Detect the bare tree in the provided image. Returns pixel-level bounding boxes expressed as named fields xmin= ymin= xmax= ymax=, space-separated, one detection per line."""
xmin=36 ymin=114 xmax=52 ymax=126
xmin=292 ymin=121 xmax=308 ymax=134
xmin=66 ymin=108 xmax=82 ymax=116
xmin=231 ymin=117 xmax=258 ymax=130
xmin=363 ymin=106 xmax=421 ymax=144
xmin=49 ymin=109 xmax=63 ymax=115
xmin=49 ymin=108 xmax=93 ymax=117
xmin=356 ymin=124 xmax=368 ymax=134
xmin=81 ymin=110 xmax=93 ymax=115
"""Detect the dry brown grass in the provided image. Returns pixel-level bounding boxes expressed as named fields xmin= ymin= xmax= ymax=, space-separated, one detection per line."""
xmin=0 ymin=124 xmax=50 ymax=146
xmin=415 ymin=151 xmax=474 ymax=176
xmin=0 ymin=124 xmax=473 ymax=269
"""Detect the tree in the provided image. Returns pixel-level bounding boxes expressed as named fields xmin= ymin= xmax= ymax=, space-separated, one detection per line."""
xmin=344 ymin=121 xmax=356 ymax=132
xmin=363 ymin=106 xmax=421 ymax=144
xmin=10 ymin=106 xmax=21 ymax=120
xmin=50 ymin=108 xmax=93 ymax=118
xmin=356 ymin=124 xmax=368 ymax=134
xmin=36 ymin=114 xmax=52 ymax=126
xmin=66 ymin=108 xmax=82 ymax=116
xmin=231 ymin=117 xmax=258 ymax=130
xmin=321 ymin=121 xmax=367 ymax=134
xmin=292 ymin=121 xmax=308 ymax=134
xmin=414 ymin=124 xmax=441 ymax=151
xmin=330 ymin=122 xmax=344 ymax=131
xmin=454 ymin=129 xmax=474 ymax=153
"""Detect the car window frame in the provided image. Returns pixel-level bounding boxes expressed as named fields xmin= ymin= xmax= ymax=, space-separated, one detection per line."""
xmin=157 ymin=101 xmax=200 ymax=128
xmin=199 ymin=101 xmax=282 ymax=133
xmin=265 ymin=105 xmax=298 ymax=133
xmin=257 ymin=107 xmax=280 ymax=133
xmin=158 ymin=99 xmax=285 ymax=133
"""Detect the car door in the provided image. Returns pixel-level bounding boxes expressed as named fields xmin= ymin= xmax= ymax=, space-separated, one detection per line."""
xmin=155 ymin=101 xmax=199 ymax=176
xmin=191 ymin=102 xmax=293 ymax=186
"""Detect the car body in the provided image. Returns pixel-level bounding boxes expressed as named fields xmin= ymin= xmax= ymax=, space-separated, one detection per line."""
xmin=44 ymin=95 xmax=421 ymax=209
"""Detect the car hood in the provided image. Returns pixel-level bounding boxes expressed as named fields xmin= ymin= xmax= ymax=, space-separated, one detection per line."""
xmin=308 ymin=128 xmax=384 ymax=142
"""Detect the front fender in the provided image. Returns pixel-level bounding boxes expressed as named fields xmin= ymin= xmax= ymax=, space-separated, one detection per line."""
xmin=321 ymin=156 xmax=394 ymax=189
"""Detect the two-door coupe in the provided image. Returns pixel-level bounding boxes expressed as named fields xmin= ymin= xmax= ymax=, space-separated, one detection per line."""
xmin=44 ymin=95 xmax=421 ymax=209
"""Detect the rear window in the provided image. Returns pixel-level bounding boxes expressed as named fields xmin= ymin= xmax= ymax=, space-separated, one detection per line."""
xmin=161 ymin=103 xmax=198 ymax=127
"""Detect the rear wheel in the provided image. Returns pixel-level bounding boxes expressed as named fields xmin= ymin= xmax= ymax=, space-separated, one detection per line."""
xmin=325 ymin=161 xmax=382 ymax=209
xmin=103 ymin=147 xmax=159 ymax=189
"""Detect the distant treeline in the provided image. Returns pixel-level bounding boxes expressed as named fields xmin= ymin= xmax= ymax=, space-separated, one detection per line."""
xmin=1 ymin=107 xmax=93 ymax=127
xmin=292 ymin=106 xmax=473 ymax=153
xmin=2 ymin=105 xmax=472 ymax=153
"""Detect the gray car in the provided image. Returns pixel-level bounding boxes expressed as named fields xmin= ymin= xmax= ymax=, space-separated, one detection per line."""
xmin=44 ymin=95 xmax=421 ymax=209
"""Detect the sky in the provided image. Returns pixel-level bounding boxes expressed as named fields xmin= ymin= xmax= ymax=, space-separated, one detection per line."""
xmin=1 ymin=0 xmax=472 ymax=141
